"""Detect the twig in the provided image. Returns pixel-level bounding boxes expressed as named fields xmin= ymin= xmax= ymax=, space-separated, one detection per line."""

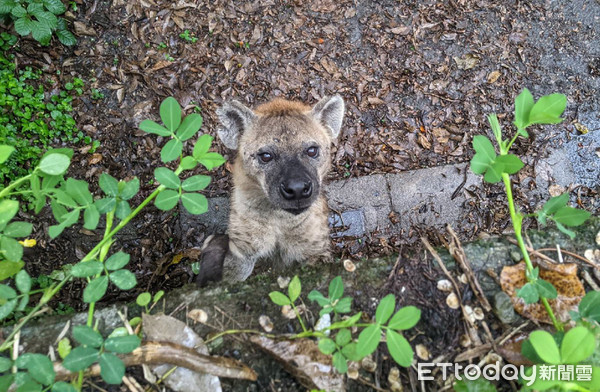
xmin=535 ymin=247 xmax=600 ymax=271
xmin=214 ymin=305 xmax=244 ymax=329
xmin=54 ymin=341 xmax=257 ymax=381
xmin=480 ymin=321 xmax=497 ymax=352
xmin=357 ymin=376 xmax=388 ymax=392
xmin=150 ymin=365 xmax=178 ymax=390
xmin=54 ymin=320 xmax=71 ymax=345
xmin=11 ymin=331 xmax=20 ymax=373
xmin=451 ymin=167 xmax=468 ymax=200
xmin=454 ymin=321 xmax=529 ymax=363
xmin=509 ymin=236 xmax=600 ymax=272
xmin=168 ymin=301 xmax=188 ymax=318
xmin=387 ymin=253 xmax=403 ymax=283
xmin=505 ymin=238 xmax=562 ymax=268
xmin=123 ymin=375 xmax=143 ymax=392
xmin=446 ymin=225 xmax=492 ymax=312
xmin=454 ymin=343 xmax=492 ymax=362
xmin=407 ymin=365 xmax=418 ymax=392
xmin=85 ymin=380 xmax=109 ymax=392
xmin=118 ymin=309 xmax=135 ymax=335
xmin=582 ymin=270 xmax=600 ymax=291
xmin=497 ymin=321 xmax=530 ymax=345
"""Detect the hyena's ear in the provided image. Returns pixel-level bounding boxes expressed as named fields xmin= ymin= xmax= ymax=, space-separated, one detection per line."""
xmin=216 ymin=100 xmax=256 ymax=150
xmin=311 ymin=95 xmax=345 ymax=139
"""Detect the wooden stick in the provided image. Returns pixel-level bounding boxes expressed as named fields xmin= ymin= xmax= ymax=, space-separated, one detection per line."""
xmin=54 ymin=341 xmax=257 ymax=381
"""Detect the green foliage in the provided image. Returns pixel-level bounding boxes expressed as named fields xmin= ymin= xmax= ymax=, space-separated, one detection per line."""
xmin=179 ymin=29 xmax=198 ymax=43
xmin=516 ymin=268 xmax=558 ymax=305
xmin=90 ymin=88 xmax=104 ymax=100
xmin=63 ymin=327 xmax=140 ymax=385
xmin=307 ymin=276 xmax=353 ymax=316
xmin=0 ymin=96 xmax=219 ymax=390
xmin=0 ymin=48 xmax=96 ymax=185
xmin=576 ymin=291 xmax=600 ymax=323
xmin=454 ymin=379 xmax=497 ymax=392
xmin=521 ymin=324 xmax=600 ymax=391
xmin=470 ymin=88 xmax=588 ymax=238
xmin=139 ymin=97 xmax=223 ymax=215
xmin=270 ymin=275 xmax=421 ymax=374
xmin=0 ymin=0 xmax=76 ymax=46
xmin=135 ymin=289 xmax=164 ymax=314
xmin=96 ymin=174 xmax=139 ymax=220
xmin=470 ymin=133 xmax=523 ymax=183
xmin=0 ymin=32 xmax=17 ymax=51
xmin=469 ymin=88 xmax=591 ymax=332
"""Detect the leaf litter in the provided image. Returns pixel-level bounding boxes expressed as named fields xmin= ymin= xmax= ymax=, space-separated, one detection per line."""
xmin=8 ymin=0 xmax=600 ymax=390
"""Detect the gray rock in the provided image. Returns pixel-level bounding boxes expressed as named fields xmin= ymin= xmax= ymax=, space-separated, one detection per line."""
xmin=143 ymin=314 xmax=221 ymax=392
xmin=493 ymin=292 xmax=521 ymax=325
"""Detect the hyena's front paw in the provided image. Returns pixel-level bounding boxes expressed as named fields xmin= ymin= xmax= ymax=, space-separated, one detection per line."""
xmin=196 ymin=234 xmax=229 ymax=287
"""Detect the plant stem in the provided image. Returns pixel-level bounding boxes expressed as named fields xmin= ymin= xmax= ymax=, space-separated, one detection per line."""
xmin=4 ymin=191 xmax=32 ymax=197
xmin=86 ymin=211 xmax=114 ymax=328
xmin=502 ymin=173 xmax=563 ymax=332
xmin=79 ymin=185 xmax=166 ymax=263
xmin=0 ymin=184 xmax=167 ymax=352
xmin=0 ymin=275 xmax=70 ymax=352
xmin=290 ymin=302 xmax=307 ymax=333
xmin=203 ymin=329 xmax=277 ymax=344
xmin=504 ymin=127 xmax=527 ymax=153
xmin=0 ymin=174 xmax=32 ymax=199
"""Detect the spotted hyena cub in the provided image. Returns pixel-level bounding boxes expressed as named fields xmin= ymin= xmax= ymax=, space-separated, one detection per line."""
xmin=196 ymin=95 xmax=345 ymax=286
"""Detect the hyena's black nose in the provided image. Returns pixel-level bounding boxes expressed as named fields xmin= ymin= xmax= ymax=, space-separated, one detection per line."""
xmin=280 ymin=179 xmax=312 ymax=200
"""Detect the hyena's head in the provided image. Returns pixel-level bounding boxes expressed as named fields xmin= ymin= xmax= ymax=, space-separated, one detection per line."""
xmin=217 ymin=96 xmax=344 ymax=215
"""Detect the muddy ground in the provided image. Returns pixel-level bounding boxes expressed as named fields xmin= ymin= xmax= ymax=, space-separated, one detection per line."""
xmin=4 ymin=0 xmax=600 ymax=390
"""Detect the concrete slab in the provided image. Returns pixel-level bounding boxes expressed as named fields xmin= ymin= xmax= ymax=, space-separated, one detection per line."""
xmin=563 ymin=130 xmax=600 ymax=188
xmin=324 ymin=174 xmax=393 ymax=234
xmin=386 ymin=163 xmax=479 ymax=234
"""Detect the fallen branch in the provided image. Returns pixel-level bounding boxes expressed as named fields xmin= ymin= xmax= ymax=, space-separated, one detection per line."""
xmin=53 ymin=341 xmax=257 ymax=381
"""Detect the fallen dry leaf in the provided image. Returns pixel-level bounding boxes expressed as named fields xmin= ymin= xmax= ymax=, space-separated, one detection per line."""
xmin=73 ymin=21 xmax=97 ymax=36
xmin=418 ymin=133 xmax=432 ymax=149
xmin=88 ymin=153 xmax=102 ymax=165
xmin=499 ymin=262 xmax=585 ymax=324
xmin=453 ymin=54 xmax=480 ymax=70
xmin=390 ymin=26 xmax=410 ymax=35
xmin=487 ymin=70 xmax=501 ymax=83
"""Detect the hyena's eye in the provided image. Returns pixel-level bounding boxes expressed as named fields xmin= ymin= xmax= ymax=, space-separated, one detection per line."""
xmin=306 ymin=146 xmax=319 ymax=158
xmin=258 ymin=152 xmax=273 ymax=163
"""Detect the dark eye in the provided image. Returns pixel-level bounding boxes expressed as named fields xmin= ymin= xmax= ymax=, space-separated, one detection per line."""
xmin=258 ymin=152 xmax=273 ymax=163
xmin=306 ymin=146 xmax=319 ymax=158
